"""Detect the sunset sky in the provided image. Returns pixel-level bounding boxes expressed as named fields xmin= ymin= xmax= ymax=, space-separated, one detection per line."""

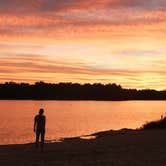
xmin=0 ymin=0 xmax=166 ymax=90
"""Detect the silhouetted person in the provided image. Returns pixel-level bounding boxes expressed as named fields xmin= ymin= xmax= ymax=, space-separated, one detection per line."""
xmin=34 ymin=108 xmax=46 ymax=150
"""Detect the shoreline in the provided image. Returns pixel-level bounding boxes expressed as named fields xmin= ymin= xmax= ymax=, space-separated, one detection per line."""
xmin=0 ymin=128 xmax=134 ymax=146
xmin=0 ymin=99 xmax=166 ymax=101
xmin=0 ymin=129 xmax=166 ymax=166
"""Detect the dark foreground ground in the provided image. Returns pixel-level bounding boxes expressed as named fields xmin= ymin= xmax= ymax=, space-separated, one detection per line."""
xmin=0 ymin=129 xmax=166 ymax=166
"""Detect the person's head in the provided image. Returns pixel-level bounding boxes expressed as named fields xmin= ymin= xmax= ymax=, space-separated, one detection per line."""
xmin=39 ymin=108 xmax=44 ymax=115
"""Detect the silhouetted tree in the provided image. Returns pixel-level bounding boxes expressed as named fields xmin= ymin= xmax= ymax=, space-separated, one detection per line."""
xmin=0 ymin=82 xmax=165 ymax=100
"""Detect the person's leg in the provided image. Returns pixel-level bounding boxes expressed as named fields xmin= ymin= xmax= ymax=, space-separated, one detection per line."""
xmin=40 ymin=130 xmax=45 ymax=149
xmin=35 ymin=130 xmax=40 ymax=148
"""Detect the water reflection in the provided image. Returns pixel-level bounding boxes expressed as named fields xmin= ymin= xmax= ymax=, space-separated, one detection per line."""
xmin=80 ymin=135 xmax=96 ymax=140
xmin=0 ymin=100 xmax=165 ymax=145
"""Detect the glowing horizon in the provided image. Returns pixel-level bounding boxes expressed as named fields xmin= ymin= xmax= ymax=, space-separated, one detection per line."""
xmin=0 ymin=0 xmax=166 ymax=90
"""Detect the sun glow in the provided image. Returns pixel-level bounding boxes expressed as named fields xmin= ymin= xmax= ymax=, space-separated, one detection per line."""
xmin=0 ymin=0 xmax=166 ymax=90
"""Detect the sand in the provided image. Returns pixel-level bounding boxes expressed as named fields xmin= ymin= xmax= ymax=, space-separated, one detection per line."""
xmin=0 ymin=129 xmax=166 ymax=166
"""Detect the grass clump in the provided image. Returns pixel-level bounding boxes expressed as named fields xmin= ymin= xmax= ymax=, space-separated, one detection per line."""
xmin=142 ymin=117 xmax=166 ymax=129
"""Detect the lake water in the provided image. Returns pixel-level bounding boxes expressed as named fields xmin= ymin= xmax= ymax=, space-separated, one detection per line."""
xmin=0 ymin=100 xmax=165 ymax=145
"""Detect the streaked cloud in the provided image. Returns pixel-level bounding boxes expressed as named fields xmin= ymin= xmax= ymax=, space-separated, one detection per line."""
xmin=0 ymin=54 xmax=165 ymax=90
xmin=0 ymin=1 xmax=166 ymax=89
xmin=0 ymin=1 xmax=166 ymax=14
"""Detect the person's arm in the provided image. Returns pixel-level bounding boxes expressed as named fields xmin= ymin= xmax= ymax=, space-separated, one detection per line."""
xmin=44 ymin=116 xmax=46 ymax=130
xmin=34 ymin=116 xmax=36 ymax=132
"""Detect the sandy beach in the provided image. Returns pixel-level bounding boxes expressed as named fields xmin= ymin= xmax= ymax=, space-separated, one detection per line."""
xmin=0 ymin=129 xmax=166 ymax=166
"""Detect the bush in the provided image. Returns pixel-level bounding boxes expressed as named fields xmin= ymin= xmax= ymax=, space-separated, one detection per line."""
xmin=142 ymin=117 xmax=166 ymax=129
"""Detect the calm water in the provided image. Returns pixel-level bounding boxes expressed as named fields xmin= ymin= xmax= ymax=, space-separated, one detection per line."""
xmin=0 ymin=100 xmax=165 ymax=145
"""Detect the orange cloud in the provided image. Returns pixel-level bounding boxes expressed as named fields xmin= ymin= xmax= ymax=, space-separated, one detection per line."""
xmin=0 ymin=54 xmax=165 ymax=90
xmin=0 ymin=1 xmax=166 ymax=90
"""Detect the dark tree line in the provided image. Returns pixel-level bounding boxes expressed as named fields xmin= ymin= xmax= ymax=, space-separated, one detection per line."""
xmin=0 ymin=81 xmax=166 ymax=100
